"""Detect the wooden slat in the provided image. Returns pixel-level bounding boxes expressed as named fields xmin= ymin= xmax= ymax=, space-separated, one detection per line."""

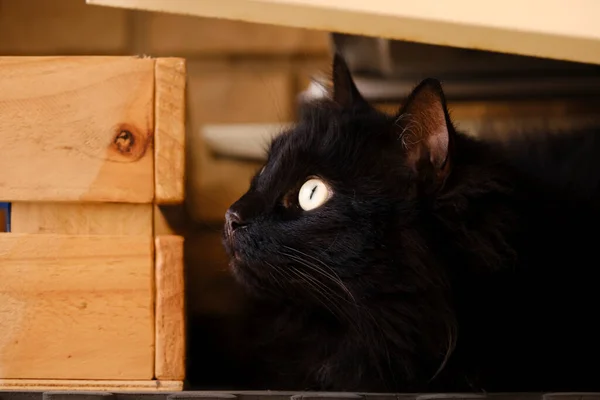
xmin=0 ymin=57 xmax=155 ymax=203
xmin=0 ymin=379 xmax=183 ymax=392
xmin=187 ymin=60 xmax=294 ymax=125
xmin=0 ymin=0 xmax=129 ymax=55
xmin=155 ymin=58 xmax=186 ymax=204
xmin=86 ymin=0 xmax=600 ymax=65
xmin=155 ymin=235 xmax=186 ymax=380
xmin=0 ymin=234 xmax=154 ymax=379
xmin=200 ymin=99 xmax=600 ymax=161
xmin=11 ymin=203 xmax=152 ymax=235
xmin=140 ymin=11 xmax=329 ymax=56
xmin=376 ymin=99 xmax=600 ymax=120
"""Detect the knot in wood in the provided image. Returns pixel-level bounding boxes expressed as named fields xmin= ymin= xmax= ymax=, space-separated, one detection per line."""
xmin=114 ymin=130 xmax=135 ymax=155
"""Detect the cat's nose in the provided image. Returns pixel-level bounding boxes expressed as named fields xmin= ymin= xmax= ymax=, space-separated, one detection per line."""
xmin=225 ymin=209 xmax=247 ymax=233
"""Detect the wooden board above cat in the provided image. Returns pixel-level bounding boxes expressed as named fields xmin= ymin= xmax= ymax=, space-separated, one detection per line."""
xmin=87 ymin=0 xmax=600 ymax=65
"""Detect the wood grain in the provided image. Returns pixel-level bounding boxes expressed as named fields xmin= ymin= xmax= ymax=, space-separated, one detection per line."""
xmin=0 ymin=379 xmax=183 ymax=392
xmin=155 ymin=235 xmax=186 ymax=380
xmin=0 ymin=234 xmax=154 ymax=379
xmin=0 ymin=57 xmax=155 ymax=202
xmin=11 ymin=203 xmax=152 ymax=235
xmin=155 ymin=58 xmax=186 ymax=204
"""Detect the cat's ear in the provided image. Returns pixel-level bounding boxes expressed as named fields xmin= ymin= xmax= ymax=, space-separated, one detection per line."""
xmin=397 ymin=78 xmax=453 ymax=183
xmin=331 ymin=53 xmax=368 ymax=109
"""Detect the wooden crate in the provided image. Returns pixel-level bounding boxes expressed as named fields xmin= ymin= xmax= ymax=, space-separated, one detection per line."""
xmin=0 ymin=57 xmax=186 ymax=392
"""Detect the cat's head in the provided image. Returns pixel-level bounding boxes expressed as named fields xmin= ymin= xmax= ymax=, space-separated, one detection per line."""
xmin=222 ymin=54 xmax=456 ymax=301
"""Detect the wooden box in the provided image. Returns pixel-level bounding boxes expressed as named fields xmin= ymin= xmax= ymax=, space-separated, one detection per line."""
xmin=0 ymin=57 xmax=186 ymax=392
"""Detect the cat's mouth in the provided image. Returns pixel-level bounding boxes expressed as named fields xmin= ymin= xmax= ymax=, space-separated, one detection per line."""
xmin=223 ymin=234 xmax=239 ymax=260
xmin=222 ymin=224 xmax=246 ymax=263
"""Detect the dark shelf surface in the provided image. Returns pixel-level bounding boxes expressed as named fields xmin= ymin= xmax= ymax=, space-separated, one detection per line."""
xmin=2 ymin=392 xmax=600 ymax=400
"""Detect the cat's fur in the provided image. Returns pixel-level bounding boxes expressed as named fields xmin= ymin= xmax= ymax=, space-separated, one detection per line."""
xmin=209 ymin=55 xmax=600 ymax=392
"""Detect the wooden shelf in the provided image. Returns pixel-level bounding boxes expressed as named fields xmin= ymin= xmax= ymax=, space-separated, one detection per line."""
xmin=0 ymin=379 xmax=183 ymax=392
xmin=86 ymin=0 xmax=600 ymax=65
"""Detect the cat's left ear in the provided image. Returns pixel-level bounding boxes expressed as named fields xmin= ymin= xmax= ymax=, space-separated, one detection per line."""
xmin=396 ymin=78 xmax=453 ymax=184
xmin=331 ymin=53 xmax=368 ymax=109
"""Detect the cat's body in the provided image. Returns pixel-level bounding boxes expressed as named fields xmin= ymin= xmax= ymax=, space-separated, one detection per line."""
xmin=194 ymin=56 xmax=600 ymax=393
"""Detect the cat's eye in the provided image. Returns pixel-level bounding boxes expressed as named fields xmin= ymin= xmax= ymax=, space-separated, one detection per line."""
xmin=298 ymin=178 xmax=331 ymax=211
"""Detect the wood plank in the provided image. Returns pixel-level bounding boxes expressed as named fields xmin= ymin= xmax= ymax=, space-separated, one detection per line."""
xmin=0 ymin=0 xmax=129 ymax=55
xmin=0 ymin=234 xmax=154 ymax=379
xmin=140 ymin=11 xmax=329 ymax=56
xmin=0 ymin=379 xmax=183 ymax=392
xmin=375 ymin=99 xmax=600 ymax=120
xmin=155 ymin=235 xmax=186 ymax=380
xmin=86 ymin=0 xmax=600 ymax=65
xmin=187 ymin=60 xmax=294 ymax=125
xmin=11 ymin=203 xmax=152 ymax=235
xmin=155 ymin=58 xmax=186 ymax=204
xmin=0 ymin=57 xmax=155 ymax=202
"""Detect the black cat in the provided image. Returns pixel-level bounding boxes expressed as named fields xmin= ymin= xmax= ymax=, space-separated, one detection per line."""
xmin=213 ymin=54 xmax=600 ymax=393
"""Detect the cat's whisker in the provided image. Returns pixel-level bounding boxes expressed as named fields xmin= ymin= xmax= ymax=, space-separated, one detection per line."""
xmin=286 ymin=266 xmax=346 ymax=322
xmin=280 ymin=254 xmax=368 ymax=339
xmin=286 ymin=247 xmax=351 ymax=288
xmin=291 ymin=265 xmax=355 ymax=312
xmin=264 ymin=261 xmax=286 ymax=289
xmin=288 ymin=266 xmax=365 ymax=338
xmin=281 ymin=245 xmax=357 ymax=303
xmin=280 ymin=251 xmax=356 ymax=304
xmin=323 ymin=232 xmax=340 ymax=253
xmin=429 ymin=322 xmax=458 ymax=382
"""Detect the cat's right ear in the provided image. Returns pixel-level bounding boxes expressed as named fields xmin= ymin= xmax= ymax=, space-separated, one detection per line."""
xmin=331 ymin=53 xmax=368 ymax=109
xmin=396 ymin=78 xmax=454 ymax=186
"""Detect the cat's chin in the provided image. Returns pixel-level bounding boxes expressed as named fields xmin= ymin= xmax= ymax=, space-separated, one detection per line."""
xmin=228 ymin=262 xmax=271 ymax=298
xmin=228 ymin=258 xmax=261 ymax=290
xmin=227 ymin=257 xmax=243 ymax=276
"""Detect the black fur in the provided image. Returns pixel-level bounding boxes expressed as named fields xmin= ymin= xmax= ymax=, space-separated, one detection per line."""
xmin=207 ymin=55 xmax=600 ymax=392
